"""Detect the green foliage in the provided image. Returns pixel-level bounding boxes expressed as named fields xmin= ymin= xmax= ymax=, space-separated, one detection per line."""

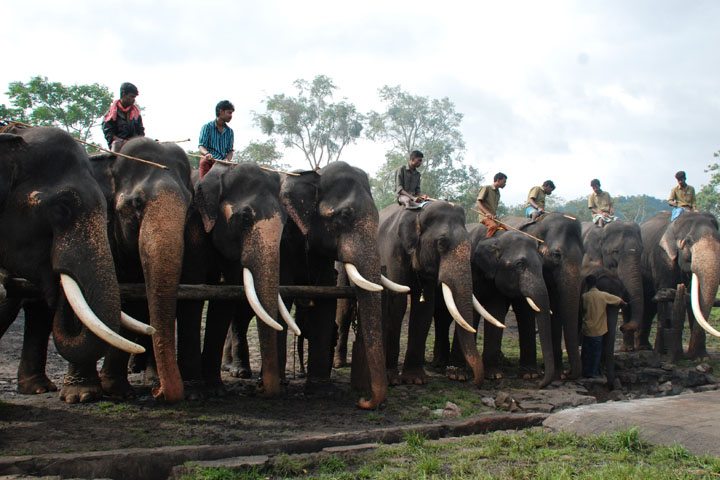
xmin=697 ymin=152 xmax=720 ymax=218
xmin=0 ymin=75 xmax=113 ymax=143
xmin=403 ymin=430 xmax=427 ymax=449
xmin=367 ymin=85 xmax=482 ymax=218
xmin=234 ymin=139 xmax=287 ymax=169
xmin=186 ymin=150 xmax=200 ymax=168
xmin=254 ymin=75 xmax=364 ymax=170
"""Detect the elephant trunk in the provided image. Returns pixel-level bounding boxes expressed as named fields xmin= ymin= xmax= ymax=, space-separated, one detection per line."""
xmin=338 ymin=218 xmax=387 ymax=409
xmin=52 ymin=209 xmax=122 ymax=364
xmin=617 ymin=253 xmax=644 ymax=328
xmin=520 ymin=273 xmax=554 ymax=388
xmin=139 ymin=191 xmax=186 ymax=403
xmin=556 ymin=261 xmax=582 ymax=379
xmin=689 ymin=237 xmax=720 ymax=348
xmin=242 ymin=214 xmax=283 ymax=396
xmin=439 ymin=241 xmax=484 ymax=386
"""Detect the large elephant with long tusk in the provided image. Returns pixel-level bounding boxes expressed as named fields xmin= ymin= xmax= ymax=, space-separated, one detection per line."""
xmin=0 ymin=126 xmax=146 ymax=403
xmin=90 ymin=137 xmax=193 ymax=403
xmin=379 ymin=201 xmax=488 ymax=387
xmin=434 ymin=225 xmax=554 ymax=388
xmin=640 ymin=211 xmax=720 ymax=358
xmin=176 ymin=162 xmax=291 ymax=399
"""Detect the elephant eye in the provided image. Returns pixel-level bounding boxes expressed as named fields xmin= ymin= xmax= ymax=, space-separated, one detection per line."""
xmin=45 ymin=192 xmax=79 ymax=228
xmin=437 ymin=236 xmax=450 ymax=252
xmin=515 ymin=259 xmax=527 ymax=269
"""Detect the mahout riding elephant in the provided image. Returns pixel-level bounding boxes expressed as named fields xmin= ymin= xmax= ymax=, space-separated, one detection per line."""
xmin=222 ymin=161 xmax=390 ymax=409
xmin=640 ymin=211 xmax=720 ymax=358
xmin=176 ymin=162 xmax=294 ymax=398
xmin=0 ymin=126 xmax=145 ymax=403
xmin=505 ymin=213 xmax=584 ymax=380
xmin=434 ymin=225 xmax=554 ymax=387
xmin=579 ymin=267 xmax=627 ymax=388
xmin=90 ymin=137 xmax=193 ymax=403
xmin=582 ymin=220 xmax=644 ymax=349
xmin=379 ymin=201 xmax=486 ymax=386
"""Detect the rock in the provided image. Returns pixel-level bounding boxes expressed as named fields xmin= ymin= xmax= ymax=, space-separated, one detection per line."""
xmin=658 ymin=381 xmax=673 ymax=393
xmin=442 ymin=401 xmax=461 ymax=418
xmin=696 ymin=363 xmax=713 ymax=374
xmin=481 ymin=396 xmax=496 ymax=408
xmin=519 ymin=402 xmax=554 ymax=413
xmin=607 ymin=390 xmax=626 ymax=402
xmin=661 ymin=362 xmax=675 ymax=371
xmin=431 ymin=408 xmax=444 ymax=417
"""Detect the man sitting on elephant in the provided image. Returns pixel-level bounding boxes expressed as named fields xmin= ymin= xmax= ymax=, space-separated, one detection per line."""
xmin=525 ymin=180 xmax=555 ymax=221
xmin=198 ymin=100 xmax=235 ymax=179
xmin=668 ymin=170 xmax=697 ymax=221
xmin=588 ymin=179 xmax=616 ymax=227
xmin=395 ymin=150 xmax=429 ymax=209
xmin=476 ymin=172 xmax=507 ymax=237
xmin=102 ymin=82 xmax=145 ymax=153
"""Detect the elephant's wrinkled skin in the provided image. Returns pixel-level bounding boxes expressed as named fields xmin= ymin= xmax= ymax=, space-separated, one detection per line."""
xmin=0 ymin=126 xmax=124 ymax=402
xmin=505 ymin=213 xmax=584 ymax=380
xmin=582 ymin=221 xmax=644 ymax=350
xmin=435 ymin=226 xmax=554 ymax=387
xmin=91 ymin=137 xmax=192 ymax=403
xmin=380 ymin=202 xmax=484 ymax=386
xmin=640 ymin=211 xmax=720 ymax=358
xmin=177 ymin=163 xmax=286 ymax=398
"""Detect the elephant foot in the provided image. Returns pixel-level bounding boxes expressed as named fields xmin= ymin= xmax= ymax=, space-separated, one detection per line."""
xmin=100 ymin=374 xmax=136 ymax=401
xmin=636 ymin=342 xmax=653 ymax=351
xmin=484 ymin=366 xmax=504 ymax=380
xmin=400 ymin=367 xmax=428 ymax=385
xmin=387 ymin=369 xmax=401 ymax=386
xmin=685 ymin=348 xmax=709 ymax=361
xmin=333 ymin=355 xmax=349 ymax=369
xmin=183 ymin=381 xmax=206 ymax=401
xmin=619 ymin=344 xmax=635 ymax=353
xmin=228 ymin=366 xmax=253 ymax=379
xmin=304 ymin=379 xmax=338 ymax=397
xmin=202 ymin=382 xmax=229 ymax=398
xmin=430 ymin=357 xmax=449 ymax=372
xmin=619 ymin=320 xmax=640 ymax=333
xmin=60 ymin=375 xmax=103 ymax=404
xmin=17 ymin=373 xmax=58 ymax=395
xmin=445 ymin=365 xmax=470 ymax=382
xmin=519 ymin=367 xmax=541 ymax=381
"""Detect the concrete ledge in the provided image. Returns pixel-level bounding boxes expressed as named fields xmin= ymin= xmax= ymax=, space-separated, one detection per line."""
xmin=0 ymin=412 xmax=547 ymax=480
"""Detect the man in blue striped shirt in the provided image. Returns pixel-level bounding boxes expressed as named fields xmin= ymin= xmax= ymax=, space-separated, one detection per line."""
xmin=198 ymin=100 xmax=235 ymax=178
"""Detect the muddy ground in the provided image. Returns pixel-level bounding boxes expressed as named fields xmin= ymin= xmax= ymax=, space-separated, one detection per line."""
xmin=1 ymin=308 xmax=718 ymax=459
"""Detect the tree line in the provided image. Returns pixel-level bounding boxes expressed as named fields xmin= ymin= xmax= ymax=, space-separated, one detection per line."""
xmin=2 ymin=75 xmax=718 ymax=220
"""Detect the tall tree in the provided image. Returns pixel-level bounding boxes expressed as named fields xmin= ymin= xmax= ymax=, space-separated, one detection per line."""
xmin=0 ymin=76 xmax=113 ymax=143
xmin=697 ymin=151 xmax=720 ymax=218
xmin=254 ymin=75 xmax=363 ymax=170
xmin=235 ymin=139 xmax=287 ymax=169
xmin=367 ymin=85 xmax=482 ymax=216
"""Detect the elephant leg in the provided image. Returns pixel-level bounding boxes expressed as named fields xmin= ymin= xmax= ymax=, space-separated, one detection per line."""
xmin=17 ymin=301 xmax=57 ymax=395
xmin=687 ymin=314 xmax=709 ymax=359
xmin=551 ymin=312 xmax=563 ymax=378
xmin=0 ymin=297 xmax=22 ymax=339
xmin=201 ymin=300 xmax=234 ymax=395
xmin=481 ymin=301 xmax=510 ymax=380
xmin=432 ymin=293 xmax=452 ymax=370
xmin=298 ymin=334 xmax=307 ymax=376
xmin=305 ymin=297 xmax=337 ymax=386
xmin=514 ymin=301 xmax=540 ymax=380
xmin=226 ymin=308 xmax=253 ymax=379
xmin=334 ymin=299 xmax=355 ymax=368
xmin=99 ymin=301 xmax=146 ymax=400
xmin=384 ymin=291 xmax=407 ymax=385
xmin=401 ymin=284 xmax=435 ymax=385
xmin=177 ymin=299 xmax=205 ymax=399
xmin=604 ymin=308 xmax=618 ymax=388
xmin=60 ymin=361 xmax=103 ymax=404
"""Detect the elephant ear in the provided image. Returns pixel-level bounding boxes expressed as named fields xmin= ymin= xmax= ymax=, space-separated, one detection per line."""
xmin=659 ymin=223 xmax=680 ymax=263
xmin=195 ymin=167 xmax=225 ymax=233
xmin=279 ymin=171 xmax=320 ymax=236
xmin=473 ymin=236 xmax=502 ymax=279
xmin=88 ymin=153 xmax=117 ymax=205
xmin=398 ymin=210 xmax=421 ymax=259
xmin=0 ymin=134 xmax=25 ymax=209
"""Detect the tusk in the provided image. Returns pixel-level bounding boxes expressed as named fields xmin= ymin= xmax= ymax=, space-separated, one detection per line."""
xmin=344 ymin=263 xmax=383 ymax=292
xmin=442 ymin=283 xmax=476 ymax=333
xmin=120 ymin=312 xmax=156 ymax=336
xmin=380 ymin=275 xmax=410 ymax=293
xmin=60 ymin=274 xmax=145 ymax=354
xmin=243 ymin=268 xmax=283 ymax=331
xmin=691 ymin=273 xmax=720 ymax=337
xmin=525 ymin=296 xmax=542 ymax=313
xmin=278 ymin=294 xmax=301 ymax=336
xmin=473 ymin=295 xmax=505 ymax=329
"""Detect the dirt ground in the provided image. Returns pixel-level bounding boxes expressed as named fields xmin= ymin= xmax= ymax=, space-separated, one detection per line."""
xmin=0 ymin=308 xmax=717 ymax=459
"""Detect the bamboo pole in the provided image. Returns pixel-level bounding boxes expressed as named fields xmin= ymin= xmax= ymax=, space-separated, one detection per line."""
xmin=472 ymin=209 xmax=545 ymax=243
xmin=188 ymin=153 xmax=300 ymax=176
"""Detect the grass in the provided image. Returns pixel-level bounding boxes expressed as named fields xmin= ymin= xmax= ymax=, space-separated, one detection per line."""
xmin=180 ymin=427 xmax=720 ymax=479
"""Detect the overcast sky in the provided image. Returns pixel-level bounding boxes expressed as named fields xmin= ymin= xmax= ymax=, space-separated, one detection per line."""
xmin=3 ymin=1 xmax=719 ymax=205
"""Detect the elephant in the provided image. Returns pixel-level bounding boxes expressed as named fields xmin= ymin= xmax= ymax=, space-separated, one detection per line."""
xmin=434 ymin=225 xmax=555 ymax=387
xmin=0 ymin=125 xmax=145 ymax=403
xmin=176 ymin=162 xmax=292 ymax=398
xmin=90 ymin=137 xmax=193 ymax=403
xmin=223 ymin=161 xmax=389 ymax=409
xmin=640 ymin=211 xmax=720 ymax=358
xmin=505 ymin=213 xmax=584 ymax=380
xmin=579 ymin=267 xmax=627 ymax=388
xmin=379 ymin=201 xmax=485 ymax=386
xmin=582 ymin=220 xmax=644 ymax=350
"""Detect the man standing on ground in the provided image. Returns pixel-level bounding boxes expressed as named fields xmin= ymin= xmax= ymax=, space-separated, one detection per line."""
xmin=102 ymin=82 xmax=145 ymax=152
xmin=199 ymin=100 xmax=235 ymax=179
xmin=588 ymin=179 xmax=615 ymax=227
xmin=525 ymin=180 xmax=556 ymax=221
xmin=476 ymin=172 xmax=507 ymax=237
xmin=395 ymin=150 xmax=429 ymax=209
xmin=581 ymin=275 xmax=626 ymax=378
xmin=668 ymin=170 xmax=697 ymax=221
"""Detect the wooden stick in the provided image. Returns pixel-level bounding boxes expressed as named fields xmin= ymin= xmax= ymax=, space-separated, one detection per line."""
xmin=159 ymin=138 xmax=191 ymax=144
xmin=547 ymin=211 xmax=577 ymax=220
xmin=472 ymin=209 xmax=544 ymax=243
xmin=7 ymin=121 xmax=168 ymax=170
xmin=189 ymin=153 xmax=300 ymax=176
